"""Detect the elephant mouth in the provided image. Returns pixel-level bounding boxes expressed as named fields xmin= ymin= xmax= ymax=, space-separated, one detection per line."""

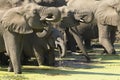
xmin=41 ymin=20 xmax=51 ymax=27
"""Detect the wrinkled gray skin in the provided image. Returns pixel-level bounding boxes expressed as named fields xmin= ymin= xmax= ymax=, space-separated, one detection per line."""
xmin=22 ymin=26 xmax=66 ymax=66
xmin=0 ymin=3 xmax=61 ymax=74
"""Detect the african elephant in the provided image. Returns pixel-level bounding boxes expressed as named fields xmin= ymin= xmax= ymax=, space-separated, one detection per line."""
xmin=73 ymin=10 xmax=98 ymax=50
xmin=68 ymin=0 xmax=119 ymax=54
xmin=0 ymin=3 xmax=61 ymax=74
xmin=65 ymin=20 xmax=98 ymax=51
xmin=67 ymin=0 xmax=118 ymax=55
xmin=95 ymin=0 xmax=120 ymax=54
xmin=22 ymin=26 xmax=66 ymax=66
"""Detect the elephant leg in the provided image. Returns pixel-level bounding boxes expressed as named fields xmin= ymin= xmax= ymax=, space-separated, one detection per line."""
xmin=3 ymin=31 xmax=23 ymax=74
xmin=65 ymin=29 xmax=77 ymax=52
xmin=102 ymin=26 xmax=117 ymax=55
xmin=34 ymin=49 xmax=44 ymax=66
xmin=33 ymin=47 xmax=45 ymax=66
xmin=101 ymin=48 xmax=109 ymax=55
xmin=69 ymin=28 xmax=90 ymax=62
xmin=8 ymin=60 xmax=13 ymax=72
xmin=98 ymin=24 xmax=115 ymax=54
xmin=44 ymin=49 xmax=55 ymax=66
xmin=84 ymin=39 xmax=92 ymax=50
xmin=109 ymin=26 xmax=117 ymax=54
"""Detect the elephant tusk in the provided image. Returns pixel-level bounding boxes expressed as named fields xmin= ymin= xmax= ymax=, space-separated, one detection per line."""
xmin=79 ymin=19 xmax=84 ymax=22
xmin=45 ymin=16 xmax=55 ymax=21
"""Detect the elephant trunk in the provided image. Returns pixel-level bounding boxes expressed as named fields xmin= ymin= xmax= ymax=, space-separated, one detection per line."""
xmin=35 ymin=26 xmax=52 ymax=38
xmin=55 ymin=37 xmax=66 ymax=57
xmin=40 ymin=7 xmax=61 ymax=22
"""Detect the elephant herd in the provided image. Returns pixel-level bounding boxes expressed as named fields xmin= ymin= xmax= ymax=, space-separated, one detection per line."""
xmin=0 ymin=0 xmax=120 ymax=74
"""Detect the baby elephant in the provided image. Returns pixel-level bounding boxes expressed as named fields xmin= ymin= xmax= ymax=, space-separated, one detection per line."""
xmin=22 ymin=26 xmax=66 ymax=66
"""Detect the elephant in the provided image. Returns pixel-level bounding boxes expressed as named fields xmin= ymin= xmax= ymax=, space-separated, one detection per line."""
xmin=65 ymin=20 xmax=99 ymax=51
xmin=73 ymin=10 xmax=99 ymax=50
xmin=22 ymin=26 xmax=66 ymax=66
xmin=95 ymin=0 xmax=120 ymax=54
xmin=66 ymin=0 xmax=118 ymax=55
xmin=0 ymin=3 xmax=61 ymax=74
xmin=68 ymin=0 xmax=119 ymax=54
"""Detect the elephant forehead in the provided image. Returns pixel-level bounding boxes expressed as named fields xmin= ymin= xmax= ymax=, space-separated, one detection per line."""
xmin=95 ymin=0 xmax=120 ymax=26
xmin=24 ymin=3 xmax=40 ymax=11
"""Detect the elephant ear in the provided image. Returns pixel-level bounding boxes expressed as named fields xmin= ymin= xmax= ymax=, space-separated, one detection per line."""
xmin=95 ymin=0 xmax=120 ymax=26
xmin=0 ymin=7 xmax=33 ymax=34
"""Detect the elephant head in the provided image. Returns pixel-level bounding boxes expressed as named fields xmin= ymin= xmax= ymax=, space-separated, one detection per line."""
xmin=0 ymin=3 xmax=61 ymax=34
xmin=55 ymin=37 xmax=66 ymax=57
xmin=74 ymin=10 xmax=94 ymax=23
xmin=95 ymin=0 xmax=120 ymax=27
xmin=35 ymin=26 xmax=66 ymax=57
xmin=35 ymin=6 xmax=61 ymax=37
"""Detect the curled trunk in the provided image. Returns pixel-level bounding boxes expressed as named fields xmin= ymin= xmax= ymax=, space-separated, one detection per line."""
xmin=40 ymin=7 xmax=61 ymax=22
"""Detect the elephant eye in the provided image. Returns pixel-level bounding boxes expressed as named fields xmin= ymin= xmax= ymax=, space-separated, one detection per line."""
xmin=33 ymin=9 xmax=37 ymax=14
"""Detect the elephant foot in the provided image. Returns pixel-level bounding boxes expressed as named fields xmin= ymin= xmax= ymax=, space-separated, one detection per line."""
xmin=101 ymin=49 xmax=116 ymax=55
xmin=44 ymin=52 xmax=55 ymax=66
xmin=111 ymin=50 xmax=116 ymax=55
xmin=84 ymin=55 xmax=91 ymax=63
xmin=15 ymin=71 xmax=22 ymax=74
xmin=101 ymin=50 xmax=108 ymax=55
xmin=8 ymin=61 xmax=13 ymax=72
xmin=8 ymin=66 xmax=13 ymax=72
